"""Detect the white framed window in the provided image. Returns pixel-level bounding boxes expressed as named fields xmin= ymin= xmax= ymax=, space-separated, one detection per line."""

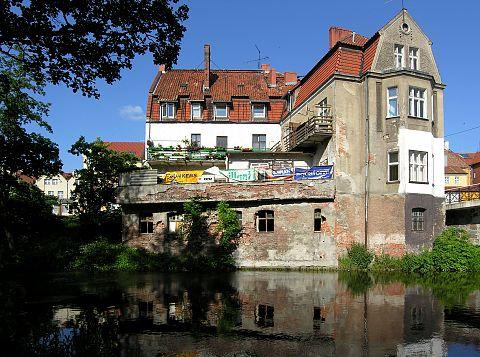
xmin=161 ymin=102 xmax=175 ymax=119
xmin=454 ymin=176 xmax=460 ymax=184
xmin=51 ymin=178 xmax=58 ymax=185
xmin=45 ymin=179 xmax=51 ymax=185
xmin=409 ymin=47 xmax=419 ymax=70
xmin=388 ymin=151 xmax=399 ymax=182
xmin=394 ymin=44 xmax=404 ymax=69
xmin=57 ymin=191 xmax=64 ymax=199
xmin=317 ymin=98 xmax=328 ymax=117
xmin=387 ymin=87 xmax=398 ymax=117
xmin=214 ymin=103 xmax=228 ymax=120
xmin=140 ymin=213 xmax=154 ymax=234
xmin=409 ymin=87 xmax=426 ymax=118
xmin=191 ymin=134 xmax=201 ymax=148
xmin=445 ymin=176 xmax=449 ymax=184
xmin=252 ymin=103 xmax=266 ymax=119
xmin=191 ymin=102 xmax=202 ymax=120
xmin=252 ymin=134 xmax=266 ymax=150
xmin=409 ymin=150 xmax=428 ymax=183
xmin=47 ymin=191 xmax=54 ymax=196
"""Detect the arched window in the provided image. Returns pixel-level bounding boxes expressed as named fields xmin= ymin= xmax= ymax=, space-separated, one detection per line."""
xmin=314 ymin=209 xmax=322 ymax=232
xmin=411 ymin=208 xmax=426 ymax=231
xmin=257 ymin=210 xmax=274 ymax=232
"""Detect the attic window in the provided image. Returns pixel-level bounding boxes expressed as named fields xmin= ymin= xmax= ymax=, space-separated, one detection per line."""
xmin=401 ymin=23 xmax=410 ymax=34
xmin=237 ymin=83 xmax=245 ymax=89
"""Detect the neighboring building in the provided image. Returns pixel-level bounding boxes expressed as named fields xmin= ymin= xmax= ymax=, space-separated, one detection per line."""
xmin=144 ymin=44 xmax=297 ymax=156
xmin=444 ymin=149 xmax=471 ymax=188
xmin=106 ymin=141 xmax=145 ymax=161
xmin=118 ymin=9 xmax=446 ymax=267
xmin=36 ymin=173 xmax=76 ymax=216
xmin=463 ymin=152 xmax=480 ymax=185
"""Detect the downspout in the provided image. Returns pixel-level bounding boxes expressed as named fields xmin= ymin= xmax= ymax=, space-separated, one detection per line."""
xmin=364 ymin=78 xmax=370 ymax=247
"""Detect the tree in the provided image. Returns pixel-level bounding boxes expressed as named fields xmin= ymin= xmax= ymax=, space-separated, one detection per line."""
xmin=0 ymin=1 xmax=188 ymax=98
xmin=69 ymin=137 xmax=138 ymax=231
xmin=0 ymin=56 xmax=62 ymax=265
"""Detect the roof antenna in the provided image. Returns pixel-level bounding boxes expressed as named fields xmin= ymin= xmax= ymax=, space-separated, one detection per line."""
xmin=245 ymin=44 xmax=269 ymax=69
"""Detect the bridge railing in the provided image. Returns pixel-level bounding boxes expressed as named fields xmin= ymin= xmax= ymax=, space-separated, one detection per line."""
xmin=445 ymin=185 xmax=480 ymax=204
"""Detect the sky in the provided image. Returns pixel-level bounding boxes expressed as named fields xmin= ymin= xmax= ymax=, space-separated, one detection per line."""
xmin=40 ymin=0 xmax=479 ymax=171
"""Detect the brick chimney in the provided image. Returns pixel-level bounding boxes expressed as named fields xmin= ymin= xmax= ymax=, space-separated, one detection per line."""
xmin=204 ymin=44 xmax=211 ymax=91
xmin=329 ymin=27 xmax=354 ymax=49
xmin=269 ymin=68 xmax=277 ymax=87
xmin=261 ymin=63 xmax=270 ymax=73
xmin=159 ymin=64 xmax=166 ymax=73
xmin=284 ymin=72 xmax=297 ymax=85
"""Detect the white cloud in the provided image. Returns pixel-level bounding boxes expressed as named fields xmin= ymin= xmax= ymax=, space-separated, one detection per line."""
xmin=119 ymin=105 xmax=145 ymax=121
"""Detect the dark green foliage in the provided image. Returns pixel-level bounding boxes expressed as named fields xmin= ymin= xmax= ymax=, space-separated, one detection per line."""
xmin=0 ymin=1 xmax=188 ymax=98
xmin=338 ymin=243 xmax=374 ymax=270
xmin=370 ymin=253 xmax=403 ymax=272
xmin=339 ymin=271 xmax=373 ymax=296
xmin=71 ymin=240 xmax=175 ymax=272
xmin=69 ymin=137 xmax=138 ymax=239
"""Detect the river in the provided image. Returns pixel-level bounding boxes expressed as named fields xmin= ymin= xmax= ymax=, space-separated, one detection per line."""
xmin=3 ymin=271 xmax=480 ymax=356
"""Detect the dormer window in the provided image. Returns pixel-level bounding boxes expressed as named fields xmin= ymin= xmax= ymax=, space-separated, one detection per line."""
xmin=394 ymin=44 xmax=404 ymax=69
xmin=161 ymin=102 xmax=175 ymax=119
xmin=214 ymin=103 xmax=228 ymax=120
xmin=252 ymin=103 xmax=266 ymax=119
xmin=191 ymin=102 xmax=202 ymax=120
xmin=409 ymin=47 xmax=419 ymax=70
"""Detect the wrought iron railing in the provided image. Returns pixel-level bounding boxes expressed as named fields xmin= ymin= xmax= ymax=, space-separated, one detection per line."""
xmin=282 ymin=107 xmax=333 ymax=151
xmin=445 ymin=185 xmax=480 ymax=204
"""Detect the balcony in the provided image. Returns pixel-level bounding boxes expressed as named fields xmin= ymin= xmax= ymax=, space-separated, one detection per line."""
xmin=282 ymin=107 xmax=333 ymax=152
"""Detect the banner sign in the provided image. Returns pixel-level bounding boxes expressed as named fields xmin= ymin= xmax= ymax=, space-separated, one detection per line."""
xmin=164 ymin=170 xmax=204 ymax=184
xmin=294 ymin=165 xmax=333 ymax=180
xmin=271 ymin=168 xmax=293 ymax=177
xmin=226 ymin=169 xmax=256 ymax=182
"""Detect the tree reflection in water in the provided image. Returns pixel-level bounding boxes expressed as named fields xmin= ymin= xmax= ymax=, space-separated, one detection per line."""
xmin=2 ymin=271 xmax=480 ymax=356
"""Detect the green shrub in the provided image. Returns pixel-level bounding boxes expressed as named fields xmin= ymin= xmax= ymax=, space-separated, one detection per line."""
xmin=431 ymin=227 xmax=480 ymax=272
xmin=338 ymin=243 xmax=373 ymax=270
xmin=71 ymin=240 xmax=123 ymax=272
xmin=371 ymin=253 xmax=403 ymax=271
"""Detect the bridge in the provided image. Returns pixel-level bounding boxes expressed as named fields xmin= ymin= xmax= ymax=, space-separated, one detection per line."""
xmin=445 ymin=184 xmax=480 ymax=243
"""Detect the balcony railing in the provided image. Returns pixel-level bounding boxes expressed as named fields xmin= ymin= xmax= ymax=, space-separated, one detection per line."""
xmin=282 ymin=108 xmax=333 ymax=151
xmin=445 ymin=185 xmax=480 ymax=204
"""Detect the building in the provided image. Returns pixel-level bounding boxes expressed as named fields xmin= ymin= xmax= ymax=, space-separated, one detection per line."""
xmin=118 ymin=9 xmax=445 ymax=267
xmin=35 ymin=173 xmax=76 ymax=216
xmin=106 ymin=141 xmax=145 ymax=161
xmin=444 ymin=149 xmax=471 ymax=188
xmin=463 ymin=152 xmax=480 ymax=185
xmin=145 ymin=44 xmax=297 ymax=157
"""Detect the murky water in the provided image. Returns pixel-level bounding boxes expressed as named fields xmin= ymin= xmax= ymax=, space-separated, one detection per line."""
xmin=3 ymin=271 xmax=480 ymax=356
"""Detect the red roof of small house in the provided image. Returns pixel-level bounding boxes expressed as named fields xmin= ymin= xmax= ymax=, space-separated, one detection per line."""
xmin=463 ymin=152 xmax=480 ymax=166
xmin=105 ymin=142 xmax=145 ymax=160
xmin=61 ymin=172 xmax=74 ymax=180
xmin=445 ymin=150 xmax=470 ymax=169
xmin=445 ymin=166 xmax=468 ymax=174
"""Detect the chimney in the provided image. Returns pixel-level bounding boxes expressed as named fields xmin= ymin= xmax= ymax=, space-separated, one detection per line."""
xmin=204 ymin=44 xmax=211 ymax=91
xmin=159 ymin=64 xmax=166 ymax=73
xmin=269 ymin=68 xmax=277 ymax=87
xmin=284 ymin=72 xmax=297 ymax=85
xmin=329 ymin=27 xmax=354 ymax=49
xmin=261 ymin=63 xmax=270 ymax=73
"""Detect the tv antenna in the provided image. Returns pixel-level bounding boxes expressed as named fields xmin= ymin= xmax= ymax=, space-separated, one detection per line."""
xmin=245 ymin=44 xmax=269 ymax=69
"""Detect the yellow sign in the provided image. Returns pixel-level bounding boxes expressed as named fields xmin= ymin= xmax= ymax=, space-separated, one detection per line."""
xmin=164 ymin=170 xmax=204 ymax=184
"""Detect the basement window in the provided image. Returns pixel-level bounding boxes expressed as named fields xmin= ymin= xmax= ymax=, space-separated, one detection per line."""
xmin=255 ymin=304 xmax=274 ymax=328
xmin=411 ymin=208 xmax=425 ymax=232
xmin=314 ymin=209 xmax=322 ymax=232
xmin=140 ymin=213 xmax=154 ymax=234
xmin=257 ymin=210 xmax=274 ymax=232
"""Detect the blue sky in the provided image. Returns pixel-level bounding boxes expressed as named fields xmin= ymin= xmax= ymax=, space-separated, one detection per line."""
xmin=41 ymin=0 xmax=479 ymax=171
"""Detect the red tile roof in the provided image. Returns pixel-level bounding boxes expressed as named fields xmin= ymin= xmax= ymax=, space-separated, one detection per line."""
xmin=445 ymin=150 xmax=470 ymax=169
xmin=292 ymin=33 xmax=380 ymax=110
xmin=463 ymin=152 xmax=480 ymax=166
xmin=445 ymin=166 xmax=468 ymax=174
xmin=106 ymin=142 xmax=145 ymax=160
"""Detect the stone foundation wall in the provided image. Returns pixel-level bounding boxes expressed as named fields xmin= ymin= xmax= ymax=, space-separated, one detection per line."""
xmin=449 ymin=224 xmax=480 ymax=245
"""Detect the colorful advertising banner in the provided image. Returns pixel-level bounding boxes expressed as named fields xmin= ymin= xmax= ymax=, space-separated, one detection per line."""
xmin=294 ymin=165 xmax=334 ymax=180
xmin=257 ymin=168 xmax=294 ymax=181
xmin=226 ymin=169 xmax=256 ymax=182
xmin=164 ymin=170 xmax=204 ymax=184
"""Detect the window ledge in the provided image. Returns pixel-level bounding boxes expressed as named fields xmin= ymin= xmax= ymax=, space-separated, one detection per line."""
xmin=386 ymin=116 xmax=400 ymax=120
xmin=407 ymin=116 xmax=429 ymax=121
xmin=387 ymin=180 xmax=400 ymax=184
xmin=409 ymin=181 xmax=429 ymax=185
